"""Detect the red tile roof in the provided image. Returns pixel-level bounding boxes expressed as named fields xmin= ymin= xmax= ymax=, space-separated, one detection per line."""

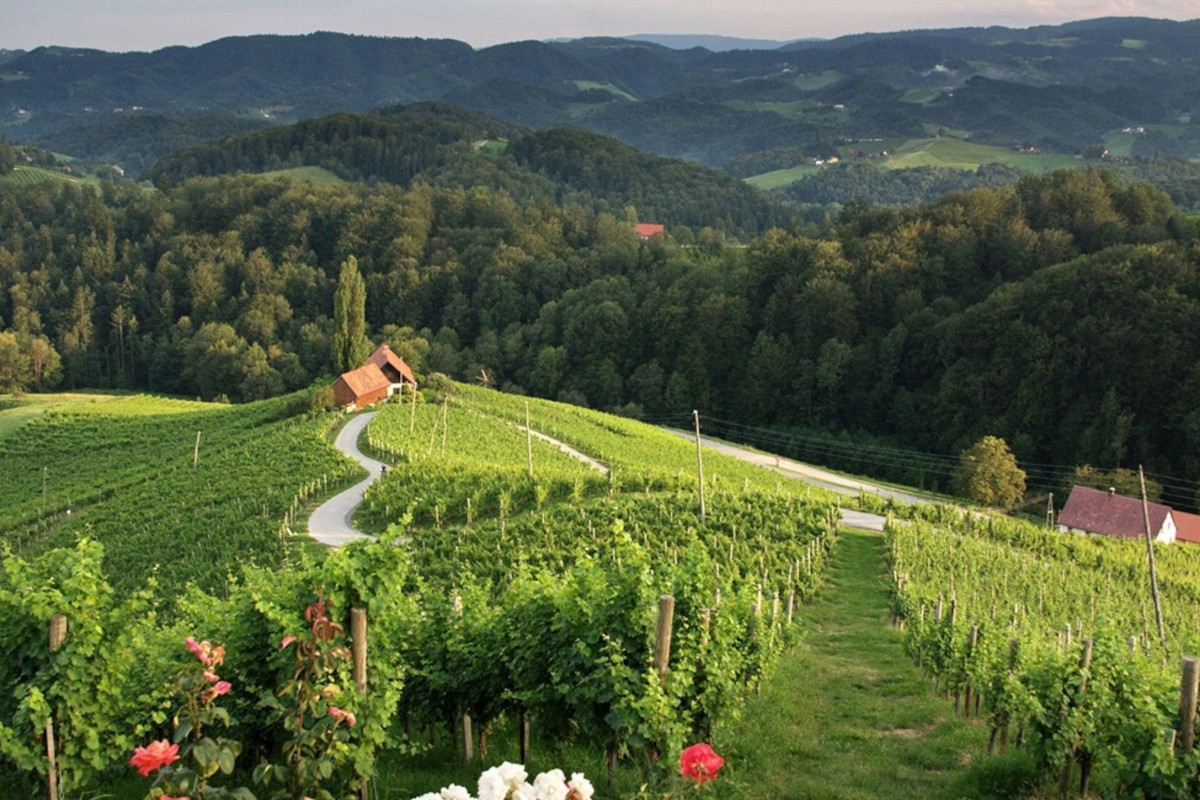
xmin=1058 ymin=485 xmax=1172 ymax=540
xmin=1174 ymin=510 xmax=1200 ymax=544
xmin=337 ymin=363 xmax=390 ymax=398
xmin=366 ymin=345 xmax=416 ymax=386
xmin=635 ymin=223 xmax=665 ymax=238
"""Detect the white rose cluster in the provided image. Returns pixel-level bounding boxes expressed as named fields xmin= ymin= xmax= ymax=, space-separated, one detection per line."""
xmin=410 ymin=762 xmax=594 ymax=800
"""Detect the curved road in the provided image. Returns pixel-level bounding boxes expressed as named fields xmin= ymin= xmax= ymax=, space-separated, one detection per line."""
xmin=665 ymin=429 xmax=924 ymax=532
xmin=307 ymin=413 xmax=897 ymax=545
xmin=307 ymin=412 xmax=384 ymax=547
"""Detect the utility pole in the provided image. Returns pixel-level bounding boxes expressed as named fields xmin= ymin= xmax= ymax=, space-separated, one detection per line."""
xmin=1140 ymin=465 xmax=1167 ymax=654
xmin=693 ymin=410 xmax=706 ymax=522
xmin=525 ymin=401 xmax=534 ymax=478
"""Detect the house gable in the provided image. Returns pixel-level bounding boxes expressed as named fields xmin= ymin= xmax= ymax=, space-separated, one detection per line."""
xmin=1057 ymin=485 xmax=1174 ymax=542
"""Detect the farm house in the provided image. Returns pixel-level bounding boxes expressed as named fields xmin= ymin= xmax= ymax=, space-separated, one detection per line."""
xmin=1057 ymin=485 xmax=1177 ymax=543
xmin=365 ymin=344 xmax=417 ymax=393
xmin=331 ymin=346 xmax=418 ymax=411
xmin=331 ymin=363 xmax=390 ymax=411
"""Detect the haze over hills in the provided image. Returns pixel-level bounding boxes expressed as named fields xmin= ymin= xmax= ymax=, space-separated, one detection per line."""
xmin=621 ymin=34 xmax=804 ymax=51
xmin=4 ymin=16 xmax=1200 ymax=187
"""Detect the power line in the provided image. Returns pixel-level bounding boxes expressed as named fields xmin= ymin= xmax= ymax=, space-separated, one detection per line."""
xmin=650 ymin=413 xmax=1196 ymax=509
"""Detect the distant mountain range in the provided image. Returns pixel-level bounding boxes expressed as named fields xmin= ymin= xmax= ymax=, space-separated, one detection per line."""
xmin=4 ymin=17 xmax=1200 ymax=191
xmin=622 ymin=34 xmax=806 ymax=51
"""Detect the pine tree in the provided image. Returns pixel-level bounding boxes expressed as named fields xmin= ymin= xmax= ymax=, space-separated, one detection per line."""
xmin=332 ymin=255 xmax=371 ymax=373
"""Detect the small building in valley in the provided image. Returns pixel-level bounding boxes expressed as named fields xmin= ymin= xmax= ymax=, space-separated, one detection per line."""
xmin=635 ymin=223 xmax=665 ymax=239
xmin=331 ymin=345 xmax=418 ymax=411
xmin=1057 ymin=485 xmax=1177 ymax=543
xmin=332 ymin=363 xmax=391 ymax=411
xmin=366 ymin=344 xmax=417 ymax=391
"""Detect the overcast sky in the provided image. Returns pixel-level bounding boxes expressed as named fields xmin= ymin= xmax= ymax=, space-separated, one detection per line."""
xmin=6 ymin=0 xmax=1198 ymax=52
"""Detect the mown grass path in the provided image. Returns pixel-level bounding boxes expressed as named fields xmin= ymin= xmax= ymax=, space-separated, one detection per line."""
xmin=717 ymin=527 xmax=987 ymax=800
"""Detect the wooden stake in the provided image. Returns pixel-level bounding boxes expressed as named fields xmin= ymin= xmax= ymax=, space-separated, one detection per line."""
xmin=653 ymin=595 xmax=675 ymax=685
xmin=351 ymin=608 xmax=367 ymax=694
xmin=409 ymin=383 xmax=417 ymax=433
xmin=46 ymin=615 xmax=67 ymax=800
xmin=440 ymin=396 xmax=449 ymax=456
xmin=693 ymin=410 xmax=705 ymax=522
xmin=463 ymin=714 xmax=473 ymax=761
xmin=1140 ymin=466 xmax=1168 ymax=654
xmin=1179 ymin=656 xmax=1200 ymax=753
xmin=351 ymin=607 xmax=369 ymax=800
xmin=193 ymin=431 xmax=201 ymax=468
xmin=520 ymin=711 xmax=531 ymax=763
xmin=525 ymin=400 xmax=534 ymax=478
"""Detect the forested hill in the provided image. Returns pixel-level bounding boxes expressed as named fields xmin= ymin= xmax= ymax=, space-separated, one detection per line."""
xmin=146 ymin=104 xmax=787 ymax=238
xmin=2 ymin=168 xmax=1200 ymax=491
xmin=7 ymin=18 xmax=1200 ymax=176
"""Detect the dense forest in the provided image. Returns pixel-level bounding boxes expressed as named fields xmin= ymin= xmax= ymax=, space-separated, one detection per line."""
xmin=146 ymin=105 xmax=788 ymax=238
xmin=2 ymin=168 xmax=1199 ymax=500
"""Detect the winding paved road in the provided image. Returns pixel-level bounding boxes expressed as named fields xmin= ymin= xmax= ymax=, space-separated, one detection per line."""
xmin=307 ymin=412 xmax=383 ymax=547
xmin=665 ymin=429 xmax=924 ymax=532
xmin=307 ymin=412 xmax=899 ymax=545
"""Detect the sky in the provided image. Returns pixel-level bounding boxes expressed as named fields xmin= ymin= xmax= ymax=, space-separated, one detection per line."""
xmin=5 ymin=0 xmax=1198 ymax=52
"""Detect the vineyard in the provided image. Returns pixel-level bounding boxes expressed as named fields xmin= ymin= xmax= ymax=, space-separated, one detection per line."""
xmin=888 ymin=505 xmax=1200 ymax=798
xmin=0 ymin=385 xmax=841 ymax=799
xmin=0 ymin=391 xmax=359 ymax=600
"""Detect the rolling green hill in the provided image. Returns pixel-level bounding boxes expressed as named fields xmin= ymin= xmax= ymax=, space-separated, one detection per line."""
xmin=6 ymin=18 xmax=1200 ymax=186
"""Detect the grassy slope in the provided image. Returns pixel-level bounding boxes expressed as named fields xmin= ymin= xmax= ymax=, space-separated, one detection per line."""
xmin=0 ymin=392 xmax=132 ymax=439
xmin=745 ymin=136 xmax=1085 ymax=189
xmin=258 ymin=165 xmax=349 ymax=184
xmin=718 ymin=527 xmax=988 ymax=800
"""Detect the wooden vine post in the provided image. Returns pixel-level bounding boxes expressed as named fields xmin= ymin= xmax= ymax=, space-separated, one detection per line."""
xmin=350 ymin=608 xmax=368 ymax=800
xmin=193 ymin=431 xmax=201 ymax=468
xmin=1179 ymin=656 xmax=1200 ymax=753
xmin=46 ymin=614 xmax=67 ymax=800
xmin=962 ymin=625 xmax=979 ymax=717
xmin=1139 ymin=466 xmax=1167 ymax=654
xmin=653 ymin=595 xmax=675 ymax=686
xmin=525 ymin=400 xmax=534 ymax=478
xmin=692 ymin=411 xmax=705 ymax=523
xmin=1058 ymin=638 xmax=1094 ymax=799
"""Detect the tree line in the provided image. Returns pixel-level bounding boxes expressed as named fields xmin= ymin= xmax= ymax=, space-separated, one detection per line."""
xmin=2 ymin=167 xmax=1199 ymax=497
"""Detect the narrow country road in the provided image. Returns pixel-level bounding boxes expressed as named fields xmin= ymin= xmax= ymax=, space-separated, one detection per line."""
xmin=665 ymin=429 xmax=926 ymax=532
xmin=307 ymin=412 xmax=383 ymax=547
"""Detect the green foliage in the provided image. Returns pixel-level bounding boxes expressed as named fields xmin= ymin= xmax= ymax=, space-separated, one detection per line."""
xmin=0 ymin=540 xmax=169 ymax=795
xmin=953 ymin=435 xmax=1026 ymax=510
xmin=889 ymin=506 xmax=1200 ymax=798
xmin=0 ymin=393 xmax=359 ymax=603
xmin=332 ymin=255 xmax=371 ymax=374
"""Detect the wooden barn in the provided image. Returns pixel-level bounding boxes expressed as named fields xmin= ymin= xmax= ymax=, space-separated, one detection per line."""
xmin=331 ymin=363 xmax=390 ymax=411
xmin=366 ymin=345 xmax=417 ymax=392
xmin=331 ymin=345 xmax=418 ymax=411
xmin=1057 ymin=485 xmax=1177 ymax=543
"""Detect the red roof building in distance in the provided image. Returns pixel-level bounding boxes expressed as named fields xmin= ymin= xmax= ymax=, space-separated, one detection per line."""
xmin=365 ymin=344 xmax=416 ymax=387
xmin=635 ymin=223 xmax=665 ymax=239
xmin=1173 ymin=510 xmax=1200 ymax=545
xmin=331 ymin=363 xmax=390 ymax=411
xmin=1057 ymin=485 xmax=1177 ymax=543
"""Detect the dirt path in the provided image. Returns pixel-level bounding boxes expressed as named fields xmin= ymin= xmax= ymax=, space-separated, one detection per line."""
xmin=721 ymin=527 xmax=985 ymax=799
xmin=306 ymin=412 xmax=382 ymax=547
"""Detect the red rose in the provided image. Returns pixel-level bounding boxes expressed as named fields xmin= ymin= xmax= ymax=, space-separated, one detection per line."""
xmin=679 ymin=742 xmax=724 ymax=783
xmin=129 ymin=739 xmax=180 ymax=776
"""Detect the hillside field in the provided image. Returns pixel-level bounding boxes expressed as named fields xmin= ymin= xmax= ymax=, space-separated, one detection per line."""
xmin=745 ymin=136 xmax=1088 ymax=189
xmin=5 ymin=386 xmax=1200 ymax=798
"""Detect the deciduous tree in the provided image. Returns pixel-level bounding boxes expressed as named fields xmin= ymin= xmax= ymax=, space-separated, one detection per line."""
xmin=954 ymin=435 xmax=1026 ymax=510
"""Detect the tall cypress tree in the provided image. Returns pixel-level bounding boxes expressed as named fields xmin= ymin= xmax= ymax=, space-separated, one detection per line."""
xmin=332 ymin=255 xmax=371 ymax=373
